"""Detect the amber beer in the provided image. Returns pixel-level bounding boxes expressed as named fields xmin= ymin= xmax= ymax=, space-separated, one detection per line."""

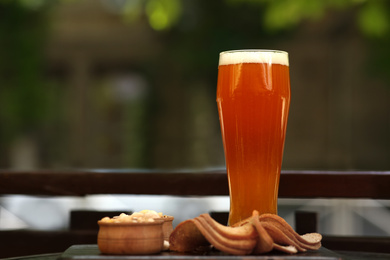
xmin=216 ymin=50 xmax=290 ymax=225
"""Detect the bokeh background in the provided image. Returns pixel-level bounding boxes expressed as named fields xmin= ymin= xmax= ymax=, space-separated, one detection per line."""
xmin=0 ymin=0 xmax=389 ymax=237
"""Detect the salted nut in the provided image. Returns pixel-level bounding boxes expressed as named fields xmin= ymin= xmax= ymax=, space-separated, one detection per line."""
xmin=169 ymin=210 xmax=322 ymax=255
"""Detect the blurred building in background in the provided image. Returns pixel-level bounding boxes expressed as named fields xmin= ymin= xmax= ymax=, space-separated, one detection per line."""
xmin=0 ymin=0 xmax=389 ymax=236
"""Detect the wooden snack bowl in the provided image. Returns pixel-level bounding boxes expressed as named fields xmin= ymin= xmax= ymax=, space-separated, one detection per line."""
xmin=97 ymin=219 xmax=164 ymax=255
xmin=162 ymin=215 xmax=174 ymax=241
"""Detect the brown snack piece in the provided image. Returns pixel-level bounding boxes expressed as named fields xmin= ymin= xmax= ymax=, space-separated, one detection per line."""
xmin=249 ymin=211 xmax=276 ymax=254
xmin=261 ymin=222 xmax=307 ymax=252
xmin=169 ymin=219 xmax=210 ymax=253
xmin=259 ymin=214 xmax=322 ymax=251
xmin=194 ymin=215 xmax=257 ymax=255
xmin=273 ymin=244 xmax=298 ymax=254
xmin=301 ymin=233 xmax=322 ymax=244
xmin=169 ymin=211 xmax=322 ymax=255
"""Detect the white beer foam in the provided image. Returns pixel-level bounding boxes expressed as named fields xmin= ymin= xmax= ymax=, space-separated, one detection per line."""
xmin=219 ymin=50 xmax=289 ymax=66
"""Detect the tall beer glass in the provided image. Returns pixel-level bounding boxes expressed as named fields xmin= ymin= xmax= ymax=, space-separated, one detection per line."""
xmin=216 ymin=50 xmax=290 ymax=226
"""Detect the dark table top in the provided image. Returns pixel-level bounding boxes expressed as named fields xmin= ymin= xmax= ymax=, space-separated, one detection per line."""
xmin=3 ymin=245 xmax=390 ymax=260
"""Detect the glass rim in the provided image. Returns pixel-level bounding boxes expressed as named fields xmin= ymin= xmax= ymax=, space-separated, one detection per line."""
xmin=220 ymin=49 xmax=288 ymax=55
xmin=219 ymin=49 xmax=289 ymax=66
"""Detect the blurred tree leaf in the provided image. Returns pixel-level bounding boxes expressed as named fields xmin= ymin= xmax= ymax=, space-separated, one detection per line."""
xmin=146 ymin=0 xmax=182 ymax=30
xmin=358 ymin=0 xmax=389 ymax=38
xmin=263 ymin=0 xmax=326 ymax=32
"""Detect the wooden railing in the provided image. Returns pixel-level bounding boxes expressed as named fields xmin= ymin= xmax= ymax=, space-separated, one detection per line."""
xmin=0 ymin=169 xmax=389 ymax=258
xmin=1 ymin=169 xmax=389 ymax=199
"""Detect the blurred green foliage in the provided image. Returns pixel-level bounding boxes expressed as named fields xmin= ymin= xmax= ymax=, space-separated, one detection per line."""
xmin=0 ymin=0 xmax=389 ymax=168
xmin=0 ymin=0 xmax=54 ymax=143
xmin=1 ymin=0 xmax=389 ymax=127
xmin=357 ymin=0 xmax=389 ymax=38
xmin=115 ymin=0 xmax=390 ymax=37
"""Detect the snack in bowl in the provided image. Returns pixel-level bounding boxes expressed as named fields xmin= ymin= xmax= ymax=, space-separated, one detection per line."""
xmin=97 ymin=210 xmax=173 ymax=255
